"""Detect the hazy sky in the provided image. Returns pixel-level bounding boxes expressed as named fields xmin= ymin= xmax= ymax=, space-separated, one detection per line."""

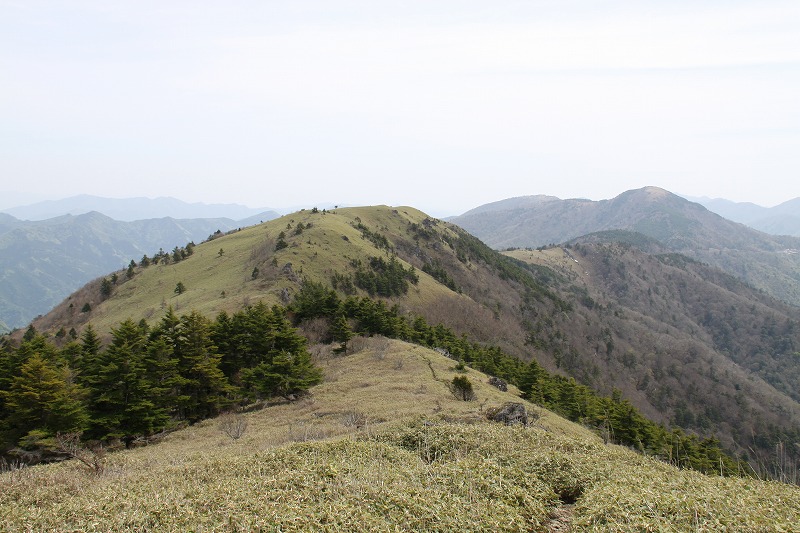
xmin=2 ymin=1 xmax=798 ymax=216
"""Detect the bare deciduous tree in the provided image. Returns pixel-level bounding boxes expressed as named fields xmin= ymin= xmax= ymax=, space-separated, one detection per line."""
xmin=218 ymin=413 xmax=248 ymax=440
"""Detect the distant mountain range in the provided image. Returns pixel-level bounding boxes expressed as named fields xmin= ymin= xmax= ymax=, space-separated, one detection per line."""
xmin=1 ymin=194 xmax=279 ymax=223
xmin=0 ymin=209 xmax=277 ymax=332
xmin=687 ymin=196 xmax=800 ymax=237
xmin=451 ymin=186 xmax=800 ymax=307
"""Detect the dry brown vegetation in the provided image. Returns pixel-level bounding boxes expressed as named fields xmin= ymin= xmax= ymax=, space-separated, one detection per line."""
xmin=2 ymin=339 xmax=799 ymax=531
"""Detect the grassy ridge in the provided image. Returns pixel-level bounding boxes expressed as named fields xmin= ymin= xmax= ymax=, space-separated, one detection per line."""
xmin=2 ymin=340 xmax=799 ymax=531
xmin=33 ymin=206 xmax=460 ymax=338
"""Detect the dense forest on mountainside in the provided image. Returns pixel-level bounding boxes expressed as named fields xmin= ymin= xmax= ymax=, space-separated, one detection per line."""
xmin=13 ymin=204 xmax=800 ymax=479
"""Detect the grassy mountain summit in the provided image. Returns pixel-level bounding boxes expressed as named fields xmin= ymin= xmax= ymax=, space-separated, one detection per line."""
xmin=3 ymin=339 xmax=799 ymax=531
xmin=452 ymin=186 xmax=800 ymax=306
xmin=34 ymin=206 xmax=465 ymax=336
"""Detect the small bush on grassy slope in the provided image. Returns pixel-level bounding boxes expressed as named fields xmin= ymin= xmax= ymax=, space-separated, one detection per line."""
xmin=450 ymin=375 xmax=476 ymax=401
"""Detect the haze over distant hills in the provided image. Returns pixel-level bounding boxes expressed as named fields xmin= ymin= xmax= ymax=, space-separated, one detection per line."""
xmin=1 ymin=194 xmax=279 ymax=223
xmin=451 ymin=186 xmax=800 ymax=307
xmin=686 ymin=195 xmax=800 ymax=237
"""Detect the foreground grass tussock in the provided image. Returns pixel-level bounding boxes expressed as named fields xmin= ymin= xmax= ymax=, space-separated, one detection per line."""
xmin=2 ymin=339 xmax=800 ymax=531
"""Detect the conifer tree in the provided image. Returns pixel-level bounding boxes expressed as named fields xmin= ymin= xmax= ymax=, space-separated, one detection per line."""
xmin=100 ymin=277 xmax=113 ymax=299
xmin=329 ymin=312 xmax=353 ymax=354
xmin=172 ymin=311 xmax=230 ymax=421
xmin=241 ymin=349 xmax=322 ymax=400
xmin=235 ymin=305 xmax=322 ymax=399
xmin=76 ymin=325 xmax=102 ymax=389
xmin=0 ymin=337 xmax=19 ymax=425
xmin=86 ymin=319 xmax=166 ymax=443
xmin=292 ymin=279 xmax=341 ymax=320
xmin=1 ymin=353 xmax=88 ymax=449
xmin=59 ymin=339 xmax=83 ymax=369
xmin=81 ymin=324 xmax=101 ymax=358
xmin=144 ymin=334 xmax=181 ymax=418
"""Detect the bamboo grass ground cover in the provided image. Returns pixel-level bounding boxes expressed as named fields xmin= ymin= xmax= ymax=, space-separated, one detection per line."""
xmin=2 ymin=340 xmax=799 ymax=531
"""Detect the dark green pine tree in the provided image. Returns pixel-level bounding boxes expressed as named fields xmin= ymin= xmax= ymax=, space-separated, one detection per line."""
xmin=0 ymin=337 xmax=22 ymax=445
xmin=213 ymin=303 xmax=272 ymax=379
xmin=329 ymin=312 xmax=353 ymax=355
xmin=87 ymin=319 xmax=167 ymax=443
xmin=517 ymin=359 xmax=547 ymax=404
xmin=0 ymin=337 xmax=21 ymax=420
xmin=58 ymin=339 xmax=84 ymax=369
xmin=1 ymin=353 xmax=89 ymax=450
xmin=275 ymin=231 xmax=288 ymax=251
xmin=211 ymin=310 xmax=237 ymax=378
xmin=241 ymin=348 xmax=322 ymax=400
xmin=75 ymin=325 xmax=102 ymax=386
xmin=100 ymin=277 xmax=113 ymax=299
xmin=172 ymin=311 xmax=231 ymax=422
xmin=1 ymin=333 xmax=61 ymax=436
xmin=144 ymin=334 xmax=181 ymax=419
xmin=266 ymin=305 xmax=310 ymax=358
xmin=291 ymin=279 xmax=341 ymax=321
xmin=239 ymin=306 xmax=322 ymax=400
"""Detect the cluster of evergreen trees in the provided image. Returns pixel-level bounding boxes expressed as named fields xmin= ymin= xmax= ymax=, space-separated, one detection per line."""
xmin=327 ymin=256 xmax=420 ymax=299
xmin=351 ymin=256 xmax=419 ymax=297
xmin=0 ymin=304 xmax=320 ymax=459
xmin=140 ymin=242 xmax=196 ymax=268
xmin=421 ymin=260 xmax=460 ymax=293
xmin=290 ymin=279 xmax=747 ymax=477
xmin=353 ymin=220 xmax=392 ymax=251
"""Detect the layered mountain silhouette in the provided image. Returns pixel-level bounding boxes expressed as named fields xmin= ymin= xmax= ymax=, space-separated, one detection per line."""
xmin=690 ymin=196 xmax=800 ymax=237
xmin=1 ymin=194 xmax=279 ymax=222
xmin=451 ymin=186 xmax=800 ymax=306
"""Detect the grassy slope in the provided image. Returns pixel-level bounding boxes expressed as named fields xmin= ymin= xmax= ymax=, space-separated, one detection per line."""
xmin=38 ymin=206 xmax=462 ymax=337
xmin=2 ymin=339 xmax=798 ymax=532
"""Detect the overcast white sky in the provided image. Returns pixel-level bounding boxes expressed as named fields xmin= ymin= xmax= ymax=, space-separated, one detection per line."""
xmin=1 ymin=1 xmax=798 ymax=216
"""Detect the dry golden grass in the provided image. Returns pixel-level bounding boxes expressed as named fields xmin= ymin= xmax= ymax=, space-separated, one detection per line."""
xmin=2 ymin=339 xmax=799 ymax=532
xmin=504 ymin=247 xmax=589 ymax=283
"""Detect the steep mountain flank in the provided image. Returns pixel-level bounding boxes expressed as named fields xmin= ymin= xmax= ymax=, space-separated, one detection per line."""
xmin=452 ymin=186 xmax=800 ymax=306
xmin=506 ymin=244 xmax=800 ymax=452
